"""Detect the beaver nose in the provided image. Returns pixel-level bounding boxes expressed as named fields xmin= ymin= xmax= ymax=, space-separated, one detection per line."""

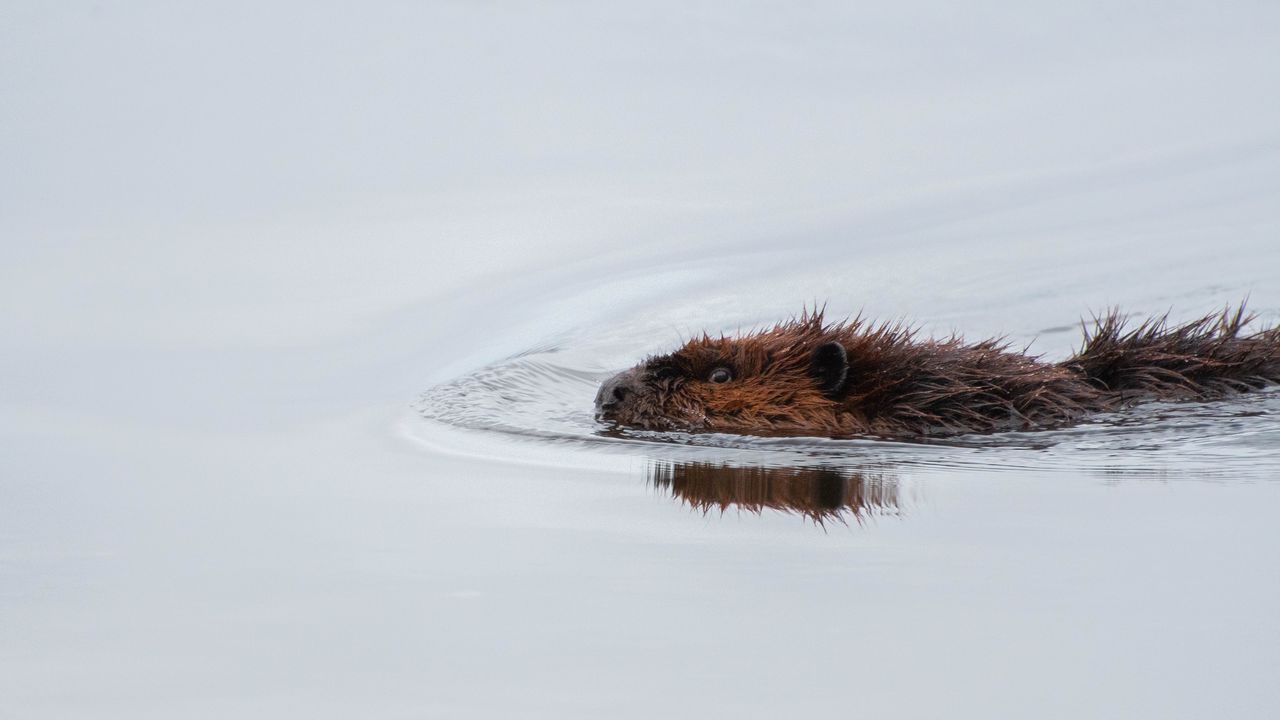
xmin=595 ymin=369 xmax=640 ymax=415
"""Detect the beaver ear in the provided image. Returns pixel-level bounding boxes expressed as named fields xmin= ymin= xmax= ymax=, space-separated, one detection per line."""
xmin=809 ymin=342 xmax=848 ymax=398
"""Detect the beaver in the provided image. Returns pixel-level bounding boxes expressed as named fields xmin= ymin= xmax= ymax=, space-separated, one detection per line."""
xmin=594 ymin=305 xmax=1280 ymax=440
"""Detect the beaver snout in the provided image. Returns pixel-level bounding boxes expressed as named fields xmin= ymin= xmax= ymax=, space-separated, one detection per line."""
xmin=594 ymin=368 xmax=643 ymax=419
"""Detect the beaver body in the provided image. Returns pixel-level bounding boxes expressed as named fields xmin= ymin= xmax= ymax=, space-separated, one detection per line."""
xmin=594 ymin=306 xmax=1280 ymax=440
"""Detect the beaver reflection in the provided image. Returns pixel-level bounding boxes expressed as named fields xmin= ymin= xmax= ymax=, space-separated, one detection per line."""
xmin=648 ymin=462 xmax=899 ymax=523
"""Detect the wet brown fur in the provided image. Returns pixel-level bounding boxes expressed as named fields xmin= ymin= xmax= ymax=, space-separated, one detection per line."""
xmin=597 ymin=304 xmax=1280 ymax=440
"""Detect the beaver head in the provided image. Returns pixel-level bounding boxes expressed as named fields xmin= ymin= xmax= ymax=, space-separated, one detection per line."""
xmin=594 ymin=314 xmax=852 ymax=435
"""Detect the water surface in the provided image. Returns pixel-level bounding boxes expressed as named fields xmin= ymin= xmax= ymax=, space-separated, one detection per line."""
xmin=4 ymin=3 xmax=1280 ymax=718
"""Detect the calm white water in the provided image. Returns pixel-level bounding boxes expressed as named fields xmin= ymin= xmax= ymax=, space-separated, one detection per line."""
xmin=4 ymin=3 xmax=1280 ymax=718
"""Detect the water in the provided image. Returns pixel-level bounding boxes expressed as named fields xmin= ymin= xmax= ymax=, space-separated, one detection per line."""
xmin=4 ymin=3 xmax=1280 ymax=718
xmin=413 ymin=240 xmax=1280 ymax=482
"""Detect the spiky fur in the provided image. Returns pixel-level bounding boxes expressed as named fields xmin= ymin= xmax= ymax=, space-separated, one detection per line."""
xmin=596 ymin=304 xmax=1280 ymax=440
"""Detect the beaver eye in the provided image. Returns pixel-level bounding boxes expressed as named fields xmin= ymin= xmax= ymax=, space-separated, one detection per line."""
xmin=707 ymin=367 xmax=732 ymax=384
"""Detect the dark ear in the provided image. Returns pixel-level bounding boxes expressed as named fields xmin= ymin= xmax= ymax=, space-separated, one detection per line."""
xmin=809 ymin=342 xmax=848 ymax=398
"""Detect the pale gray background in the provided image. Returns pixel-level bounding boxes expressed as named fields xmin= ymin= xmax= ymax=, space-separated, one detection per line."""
xmin=4 ymin=3 xmax=1279 ymax=718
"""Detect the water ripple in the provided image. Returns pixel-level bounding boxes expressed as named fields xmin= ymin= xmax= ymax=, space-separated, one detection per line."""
xmin=415 ymin=350 xmax=1280 ymax=481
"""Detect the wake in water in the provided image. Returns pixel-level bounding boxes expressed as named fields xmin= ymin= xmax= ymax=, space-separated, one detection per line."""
xmin=414 ymin=344 xmax=1280 ymax=480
